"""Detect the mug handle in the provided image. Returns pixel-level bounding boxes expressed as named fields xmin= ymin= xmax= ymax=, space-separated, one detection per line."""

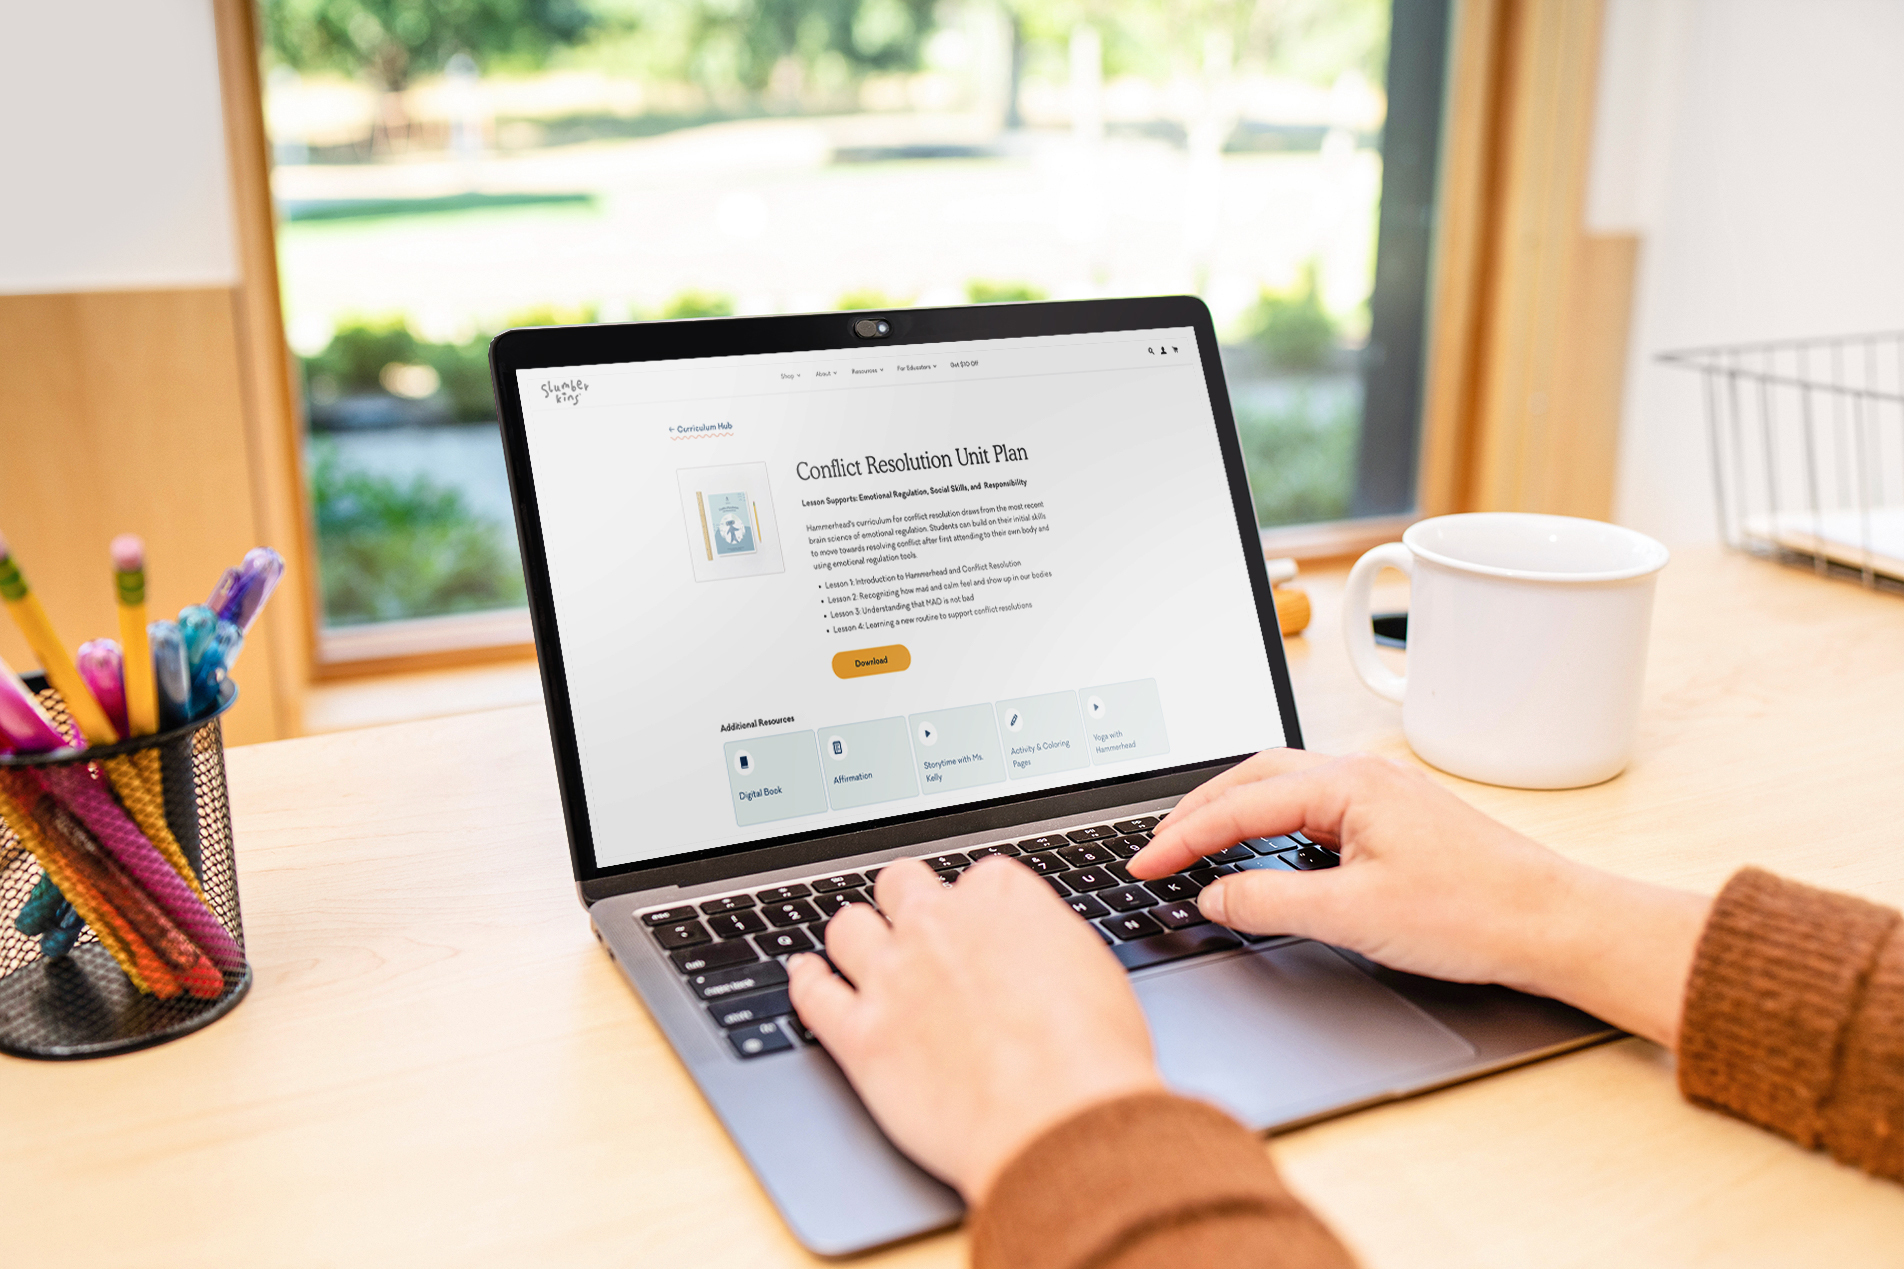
xmin=1342 ymin=542 xmax=1412 ymax=704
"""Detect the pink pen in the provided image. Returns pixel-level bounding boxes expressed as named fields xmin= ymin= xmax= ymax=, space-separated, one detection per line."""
xmin=76 ymin=639 xmax=129 ymax=740
xmin=0 ymin=651 xmax=75 ymax=753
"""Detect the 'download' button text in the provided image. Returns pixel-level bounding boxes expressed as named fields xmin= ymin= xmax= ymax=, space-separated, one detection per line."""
xmin=832 ymin=644 xmax=912 ymax=679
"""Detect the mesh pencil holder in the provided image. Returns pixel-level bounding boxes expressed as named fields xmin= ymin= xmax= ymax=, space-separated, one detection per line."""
xmin=0 ymin=676 xmax=250 ymax=1060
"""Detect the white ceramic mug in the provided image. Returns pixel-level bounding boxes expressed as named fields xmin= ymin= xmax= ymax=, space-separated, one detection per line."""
xmin=1342 ymin=513 xmax=1670 ymax=789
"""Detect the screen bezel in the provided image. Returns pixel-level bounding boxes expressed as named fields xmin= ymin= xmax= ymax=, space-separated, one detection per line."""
xmin=488 ymin=296 xmax=1305 ymax=905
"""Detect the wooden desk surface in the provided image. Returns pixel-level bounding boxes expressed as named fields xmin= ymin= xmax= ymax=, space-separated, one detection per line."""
xmin=4 ymin=546 xmax=1903 ymax=1266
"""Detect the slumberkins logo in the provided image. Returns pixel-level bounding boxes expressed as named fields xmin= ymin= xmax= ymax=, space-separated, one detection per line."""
xmin=540 ymin=377 xmax=589 ymax=406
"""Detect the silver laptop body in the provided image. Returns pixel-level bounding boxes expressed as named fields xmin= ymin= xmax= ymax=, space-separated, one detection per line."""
xmin=491 ymin=298 xmax=1613 ymax=1256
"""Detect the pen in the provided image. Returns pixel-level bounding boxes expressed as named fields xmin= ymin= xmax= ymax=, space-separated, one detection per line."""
xmin=0 ymin=775 xmax=163 ymax=994
xmin=0 ymin=650 xmax=75 ymax=752
xmin=76 ymin=639 xmax=129 ymax=740
xmin=37 ymin=764 xmax=242 ymax=971
xmin=211 ymin=547 xmax=285 ymax=635
xmin=149 ymin=620 xmax=190 ymax=730
xmin=179 ymin=604 xmax=217 ymax=676
xmin=188 ymin=620 xmax=242 ymax=717
xmin=112 ymin=535 xmax=159 ymax=736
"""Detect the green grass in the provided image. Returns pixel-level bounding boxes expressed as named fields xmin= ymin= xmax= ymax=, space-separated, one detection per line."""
xmin=309 ymin=439 xmax=526 ymax=625
xmin=1234 ymin=389 xmax=1359 ymax=527
xmin=280 ymin=192 xmax=597 ymax=223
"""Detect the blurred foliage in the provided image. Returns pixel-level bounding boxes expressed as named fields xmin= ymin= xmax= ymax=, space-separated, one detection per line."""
xmin=836 ymin=287 xmax=910 ymax=310
xmin=1244 ymin=263 xmax=1340 ymax=371
xmin=1234 ymin=389 xmax=1357 ymax=526
xmin=659 ymin=290 xmax=736 ymax=319
xmin=965 ymin=279 xmax=1047 ymax=304
xmin=309 ymin=439 xmax=526 ymax=623
xmin=263 ymin=0 xmax=603 ymax=91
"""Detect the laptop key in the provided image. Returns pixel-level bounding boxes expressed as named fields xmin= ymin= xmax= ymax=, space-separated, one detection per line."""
xmin=1290 ymin=845 xmax=1341 ymax=870
xmin=1208 ymin=844 xmax=1257 ymax=864
xmin=756 ymin=928 xmax=816 ymax=956
xmin=1245 ymin=836 xmax=1300 ymax=855
xmin=1065 ymin=893 xmax=1110 ymax=920
xmin=1060 ymin=867 xmax=1118 ymax=892
xmin=1104 ymin=861 xmax=1133 ymax=882
xmin=706 ymin=910 xmax=767 ymax=938
xmin=1235 ymin=852 xmax=1300 ymax=873
xmin=812 ymin=888 xmax=869 ymax=918
xmin=699 ymin=894 xmax=756 ymax=915
xmin=1020 ymin=851 xmax=1066 ymax=875
xmin=923 ymin=852 xmax=970 ymax=871
xmin=652 ymin=920 xmax=711 ymax=950
xmin=1042 ymin=874 xmax=1073 ymax=898
xmin=1066 ymin=825 xmax=1119 ymax=842
xmin=1111 ymin=926 xmax=1242 ymax=971
xmin=1186 ymin=864 xmax=1238 ymax=886
xmin=671 ymin=940 xmax=759 ymax=975
xmin=729 ymin=1022 xmax=793 ymax=1059
xmin=1018 ymin=834 xmax=1070 ymax=852
xmin=1150 ymin=901 xmax=1208 ymax=930
xmin=965 ymin=843 xmax=1021 ymax=859
xmin=1099 ymin=884 xmax=1156 ymax=913
xmin=755 ymin=883 xmax=813 ymax=904
xmin=1057 ymin=843 xmax=1115 ymax=868
xmin=1290 ymin=830 xmax=1315 ymax=845
xmin=708 ymin=987 xmax=792 ymax=1029
xmin=1112 ymin=817 xmax=1159 ymax=834
xmin=1147 ymin=874 xmax=1200 ymax=902
xmin=1106 ymin=835 xmax=1149 ymax=858
xmin=1101 ymin=911 xmax=1165 ymax=941
xmin=643 ymin=906 xmax=698 ymax=926
xmin=764 ymin=900 xmax=821 ymax=928
xmin=1094 ymin=924 xmax=1117 ymax=946
xmin=691 ymin=960 xmax=789 ymax=1000
xmin=811 ymin=873 xmax=865 ymax=894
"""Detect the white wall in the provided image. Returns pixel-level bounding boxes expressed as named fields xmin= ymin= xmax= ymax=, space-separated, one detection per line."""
xmin=0 ymin=0 xmax=237 ymax=295
xmin=1592 ymin=0 xmax=1904 ymax=546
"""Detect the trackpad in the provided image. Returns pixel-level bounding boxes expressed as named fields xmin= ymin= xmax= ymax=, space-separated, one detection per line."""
xmin=1136 ymin=941 xmax=1477 ymax=1130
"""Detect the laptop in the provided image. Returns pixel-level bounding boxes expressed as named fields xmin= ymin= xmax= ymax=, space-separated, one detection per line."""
xmin=489 ymin=296 xmax=1612 ymax=1256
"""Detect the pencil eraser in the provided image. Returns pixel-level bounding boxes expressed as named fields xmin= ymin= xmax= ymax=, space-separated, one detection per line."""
xmin=0 ymin=529 xmax=10 ymax=560
xmin=110 ymin=534 xmax=145 ymax=571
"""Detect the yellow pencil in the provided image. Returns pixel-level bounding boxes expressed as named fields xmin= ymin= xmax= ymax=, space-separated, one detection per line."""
xmin=0 ymin=530 xmax=119 ymax=745
xmin=111 ymin=534 xmax=158 ymax=736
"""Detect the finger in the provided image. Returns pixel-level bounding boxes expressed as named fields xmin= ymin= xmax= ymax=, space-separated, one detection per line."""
xmin=823 ymin=897 xmax=893 ymax=984
xmin=787 ymin=951 xmax=857 ymax=1043
xmin=873 ymin=857 xmax=943 ymax=919
xmin=1137 ymin=764 xmax=1349 ymax=876
xmin=1161 ymin=747 xmax=1330 ymax=824
xmin=1196 ymin=867 xmax=1351 ymax=939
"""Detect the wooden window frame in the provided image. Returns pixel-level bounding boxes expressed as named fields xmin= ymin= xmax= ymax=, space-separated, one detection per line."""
xmin=214 ymin=0 xmax=1629 ymax=692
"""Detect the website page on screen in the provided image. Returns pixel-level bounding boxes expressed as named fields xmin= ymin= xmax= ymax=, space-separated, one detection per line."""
xmin=519 ymin=326 xmax=1287 ymax=870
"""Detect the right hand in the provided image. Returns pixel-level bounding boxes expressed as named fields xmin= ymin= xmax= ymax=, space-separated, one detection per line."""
xmin=1129 ymin=749 xmax=1711 ymax=1046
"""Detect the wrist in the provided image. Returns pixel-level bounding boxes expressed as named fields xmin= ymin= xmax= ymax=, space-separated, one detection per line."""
xmin=1513 ymin=860 xmax=1711 ymax=1047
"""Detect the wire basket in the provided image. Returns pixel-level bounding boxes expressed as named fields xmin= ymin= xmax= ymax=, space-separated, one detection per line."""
xmin=0 ymin=677 xmax=250 ymax=1059
xmin=1660 ymin=332 xmax=1904 ymax=593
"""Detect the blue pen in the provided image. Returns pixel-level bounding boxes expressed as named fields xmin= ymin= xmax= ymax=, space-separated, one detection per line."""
xmin=179 ymin=604 xmax=217 ymax=673
xmin=187 ymin=620 xmax=242 ymax=717
xmin=149 ymin=619 xmax=190 ymax=729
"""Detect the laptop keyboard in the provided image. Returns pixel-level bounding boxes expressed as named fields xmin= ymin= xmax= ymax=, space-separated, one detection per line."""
xmin=636 ymin=815 xmax=1340 ymax=1059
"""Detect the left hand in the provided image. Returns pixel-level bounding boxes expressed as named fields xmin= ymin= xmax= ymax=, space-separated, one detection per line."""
xmin=788 ymin=856 xmax=1164 ymax=1202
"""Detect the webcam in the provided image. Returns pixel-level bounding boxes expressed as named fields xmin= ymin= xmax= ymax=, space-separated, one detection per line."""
xmin=853 ymin=318 xmax=892 ymax=339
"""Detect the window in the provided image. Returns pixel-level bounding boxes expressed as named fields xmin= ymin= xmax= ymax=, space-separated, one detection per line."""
xmin=259 ymin=0 xmax=1445 ymax=660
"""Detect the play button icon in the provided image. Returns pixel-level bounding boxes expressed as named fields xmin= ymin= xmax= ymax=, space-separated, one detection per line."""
xmin=917 ymin=721 xmax=938 ymax=746
xmin=1086 ymin=695 xmax=1107 ymax=720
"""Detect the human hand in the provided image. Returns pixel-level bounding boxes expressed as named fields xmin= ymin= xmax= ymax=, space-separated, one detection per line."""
xmin=1130 ymin=749 xmax=1711 ymax=1047
xmin=787 ymin=857 xmax=1163 ymax=1202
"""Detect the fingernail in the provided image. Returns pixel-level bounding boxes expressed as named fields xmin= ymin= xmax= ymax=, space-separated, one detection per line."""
xmin=1198 ymin=883 xmax=1227 ymax=925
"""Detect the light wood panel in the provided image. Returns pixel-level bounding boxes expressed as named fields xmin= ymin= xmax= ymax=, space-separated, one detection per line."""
xmin=1420 ymin=0 xmax=1640 ymax=520
xmin=2 ymin=547 xmax=1901 ymax=1265
xmin=0 ymin=287 xmax=289 ymax=744
xmin=213 ymin=0 xmax=312 ymax=734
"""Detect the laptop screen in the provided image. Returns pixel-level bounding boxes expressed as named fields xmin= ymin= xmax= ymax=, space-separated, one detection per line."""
xmin=515 ymin=321 xmax=1288 ymax=871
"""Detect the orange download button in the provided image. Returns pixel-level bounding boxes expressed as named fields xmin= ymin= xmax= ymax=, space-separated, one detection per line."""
xmin=832 ymin=644 xmax=911 ymax=679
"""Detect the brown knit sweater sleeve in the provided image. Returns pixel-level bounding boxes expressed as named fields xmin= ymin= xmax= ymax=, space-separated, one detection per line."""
xmin=968 ymin=1091 xmax=1356 ymax=1269
xmin=1679 ymin=867 xmax=1904 ymax=1181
